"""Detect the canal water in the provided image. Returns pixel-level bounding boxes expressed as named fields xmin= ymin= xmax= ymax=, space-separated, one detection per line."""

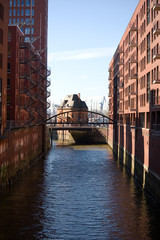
xmin=0 ymin=144 xmax=160 ymax=240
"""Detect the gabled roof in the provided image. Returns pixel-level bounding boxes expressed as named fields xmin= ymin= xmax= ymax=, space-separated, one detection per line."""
xmin=62 ymin=94 xmax=88 ymax=109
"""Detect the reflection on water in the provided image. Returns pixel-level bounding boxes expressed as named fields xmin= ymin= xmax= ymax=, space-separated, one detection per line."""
xmin=0 ymin=143 xmax=160 ymax=239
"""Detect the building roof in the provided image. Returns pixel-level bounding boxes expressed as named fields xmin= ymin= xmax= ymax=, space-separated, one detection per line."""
xmin=62 ymin=94 xmax=88 ymax=109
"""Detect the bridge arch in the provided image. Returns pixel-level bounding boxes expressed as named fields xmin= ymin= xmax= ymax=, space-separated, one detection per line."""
xmin=46 ymin=110 xmax=114 ymax=126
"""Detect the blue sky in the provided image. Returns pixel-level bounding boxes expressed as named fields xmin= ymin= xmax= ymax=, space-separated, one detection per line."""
xmin=48 ymin=0 xmax=139 ymax=110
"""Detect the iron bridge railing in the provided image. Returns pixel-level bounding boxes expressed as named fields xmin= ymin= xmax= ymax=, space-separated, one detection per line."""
xmin=46 ymin=110 xmax=115 ymax=127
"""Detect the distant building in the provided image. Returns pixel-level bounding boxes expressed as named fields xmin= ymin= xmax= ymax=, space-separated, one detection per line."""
xmin=57 ymin=94 xmax=88 ymax=124
xmin=0 ymin=0 xmax=9 ymax=135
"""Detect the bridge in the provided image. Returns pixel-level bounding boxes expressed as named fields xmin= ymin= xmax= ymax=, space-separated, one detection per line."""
xmin=46 ymin=110 xmax=114 ymax=130
xmin=46 ymin=110 xmax=114 ymax=144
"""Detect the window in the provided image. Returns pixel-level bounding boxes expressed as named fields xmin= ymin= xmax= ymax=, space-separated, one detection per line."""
xmin=7 ymin=95 xmax=10 ymax=105
xmin=157 ymin=66 xmax=159 ymax=80
xmin=0 ymin=3 xmax=4 ymax=20
xmin=7 ymin=78 xmax=10 ymax=89
xmin=21 ymin=0 xmax=24 ymax=6
xmin=17 ymin=9 xmax=20 ymax=16
xmin=147 ymin=72 xmax=150 ymax=102
xmin=25 ymin=18 xmax=30 ymax=25
xmin=9 ymin=18 xmax=12 ymax=24
xmin=17 ymin=18 xmax=20 ymax=24
xmin=32 ymin=0 xmax=34 ymax=6
xmin=13 ymin=9 xmax=16 ymax=16
xmin=25 ymin=0 xmax=30 ymax=7
xmin=139 ymin=113 xmax=145 ymax=128
xmin=21 ymin=18 xmax=24 ymax=23
xmin=9 ymin=9 xmax=12 ymax=16
xmin=8 ymin=30 xmax=11 ymax=42
xmin=31 ymin=27 xmax=34 ymax=34
xmin=7 ymin=111 xmax=10 ymax=121
xmin=0 ymin=54 xmax=2 ymax=69
xmin=147 ymin=0 xmax=150 ymax=25
xmin=25 ymin=27 xmax=30 ymax=34
xmin=13 ymin=18 xmax=16 ymax=24
xmin=10 ymin=0 xmax=12 ymax=7
xmin=8 ymin=47 xmax=11 ymax=57
xmin=13 ymin=0 xmax=16 ymax=7
xmin=17 ymin=0 xmax=20 ymax=6
xmin=21 ymin=9 xmax=24 ymax=16
xmin=0 ymin=28 xmax=3 ymax=44
xmin=25 ymin=9 xmax=30 ymax=16
xmin=7 ymin=62 xmax=11 ymax=72
xmin=151 ymin=7 xmax=153 ymax=22
xmin=24 ymin=37 xmax=30 ymax=42
xmin=32 ymin=9 xmax=34 ymax=16
xmin=32 ymin=18 xmax=34 ymax=25
xmin=147 ymin=32 xmax=150 ymax=63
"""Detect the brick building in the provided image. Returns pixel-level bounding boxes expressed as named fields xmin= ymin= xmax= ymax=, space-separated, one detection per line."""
xmin=0 ymin=0 xmax=9 ymax=135
xmin=8 ymin=0 xmax=48 ymax=62
xmin=108 ymin=0 xmax=160 ymax=129
xmin=7 ymin=0 xmax=50 ymax=126
xmin=0 ymin=0 xmax=50 ymax=187
xmin=57 ymin=94 xmax=88 ymax=125
xmin=7 ymin=25 xmax=51 ymax=126
xmin=108 ymin=0 xmax=160 ymax=201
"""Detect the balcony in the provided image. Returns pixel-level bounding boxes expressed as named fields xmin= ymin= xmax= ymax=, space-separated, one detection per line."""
xmin=119 ymin=81 xmax=124 ymax=88
xmin=117 ymin=72 xmax=123 ymax=78
xmin=129 ymin=73 xmax=138 ymax=79
xmin=153 ymin=53 xmax=160 ymax=60
xmin=153 ymin=2 xmax=160 ymax=11
xmin=129 ymin=56 xmax=138 ymax=64
xmin=153 ymin=28 xmax=160 ymax=35
xmin=118 ymin=48 xmax=124 ymax=54
xmin=129 ymin=25 xmax=138 ymax=32
xmin=108 ymin=76 xmax=112 ymax=81
xmin=153 ymin=78 xmax=160 ymax=84
xmin=130 ymin=91 xmax=137 ymax=95
xmin=118 ymin=109 xmax=123 ymax=113
xmin=118 ymin=58 xmax=124 ymax=65
xmin=129 ymin=107 xmax=136 ymax=111
xmin=119 ymin=96 xmax=123 ymax=101
xmin=129 ymin=41 xmax=138 ymax=48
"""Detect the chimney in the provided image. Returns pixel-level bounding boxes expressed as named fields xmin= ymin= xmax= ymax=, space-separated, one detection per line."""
xmin=78 ymin=93 xmax=80 ymax=99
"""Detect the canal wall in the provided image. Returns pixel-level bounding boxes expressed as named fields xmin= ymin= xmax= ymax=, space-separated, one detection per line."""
xmin=55 ymin=127 xmax=108 ymax=144
xmin=107 ymin=124 xmax=160 ymax=203
xmin=0 ymin=125 xmax=50 ymax=188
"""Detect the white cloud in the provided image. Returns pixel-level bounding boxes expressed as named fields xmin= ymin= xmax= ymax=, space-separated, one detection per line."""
xmin=48 ymin=47 xmax=116 ymax=63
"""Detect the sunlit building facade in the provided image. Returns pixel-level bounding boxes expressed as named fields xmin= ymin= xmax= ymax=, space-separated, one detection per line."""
xmin=57 ymin=94 xmax=88 ymax=125
xmin=108 ymin=0 xmax=160 ymax=200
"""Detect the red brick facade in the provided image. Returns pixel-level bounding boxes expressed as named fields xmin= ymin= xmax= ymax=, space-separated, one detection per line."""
xmin=108 ymin=0 xmax=160 ymax=196
xmin=7 ymin=25 xmax=51 ymax=127
xmin=109 ymin=0 xmax=160 ymax=129
xmin=9 ymin=0 xmax=48 ymax=63
xmin=0 ymin=0 xmax=9 ymax=135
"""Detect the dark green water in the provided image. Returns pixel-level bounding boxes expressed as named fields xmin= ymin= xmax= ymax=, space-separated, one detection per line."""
xmin=0 ymin=143 xmax=160 ymax=240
